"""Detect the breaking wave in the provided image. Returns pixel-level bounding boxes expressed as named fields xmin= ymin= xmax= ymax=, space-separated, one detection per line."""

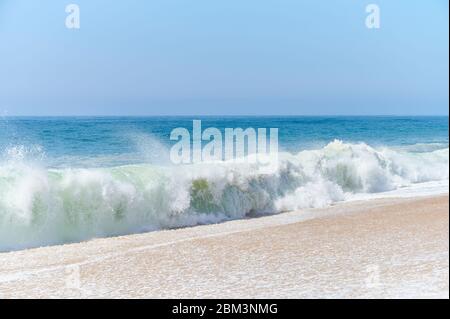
xmin=0 ymin=140 xmax=448 ymax=251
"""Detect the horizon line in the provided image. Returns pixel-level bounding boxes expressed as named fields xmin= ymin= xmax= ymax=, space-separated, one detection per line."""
xmin=2 ymin=114 xmax=449 ymax=118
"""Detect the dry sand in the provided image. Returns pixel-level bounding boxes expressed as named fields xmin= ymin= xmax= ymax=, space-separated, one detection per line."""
xmin=0 ymin=195 xmax=448 ymax=299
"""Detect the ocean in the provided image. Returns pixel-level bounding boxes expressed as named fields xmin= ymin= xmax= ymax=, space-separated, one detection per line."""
xmin=0 ymin=116 xmax=448 ymax=251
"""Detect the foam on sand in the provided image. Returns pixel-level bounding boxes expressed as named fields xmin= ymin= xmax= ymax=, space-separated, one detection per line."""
xmin=0 ymin=195 xmax=448 ymax=298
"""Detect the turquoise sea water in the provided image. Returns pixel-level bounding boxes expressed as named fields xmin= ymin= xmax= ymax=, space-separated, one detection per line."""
xmin=0 ymin=116 xmax=448 ymax=251
xmin=1 ymin=116 xmax=448 ymax=167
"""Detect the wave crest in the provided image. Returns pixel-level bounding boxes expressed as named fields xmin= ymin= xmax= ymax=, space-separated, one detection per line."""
xmin=0 ymin=140 xmax=448 ymax=251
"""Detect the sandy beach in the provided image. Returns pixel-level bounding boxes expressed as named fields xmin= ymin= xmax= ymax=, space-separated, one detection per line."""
xmin=0 ymin=194 xmax=448 ymax=299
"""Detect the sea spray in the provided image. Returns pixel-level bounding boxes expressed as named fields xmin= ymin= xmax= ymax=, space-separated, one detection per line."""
xmin=0 ymin=140 xmax=448 ymax=251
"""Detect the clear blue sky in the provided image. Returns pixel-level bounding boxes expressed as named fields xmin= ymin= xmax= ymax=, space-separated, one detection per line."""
xmin=0 ymin=0 xmax=448 ymax=116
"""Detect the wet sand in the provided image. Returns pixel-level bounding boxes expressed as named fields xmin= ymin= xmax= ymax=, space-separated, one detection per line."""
xmin=0 ymin=195 xmax=448 ymax=298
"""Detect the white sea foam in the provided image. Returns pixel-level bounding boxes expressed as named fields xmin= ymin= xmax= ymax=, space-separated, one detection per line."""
xmin=0 ymin=140 xmax=448 ymax=251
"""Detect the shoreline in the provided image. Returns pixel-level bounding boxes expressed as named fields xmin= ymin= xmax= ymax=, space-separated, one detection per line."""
xmin=0 ymin=194 xmax=448 ymax=298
